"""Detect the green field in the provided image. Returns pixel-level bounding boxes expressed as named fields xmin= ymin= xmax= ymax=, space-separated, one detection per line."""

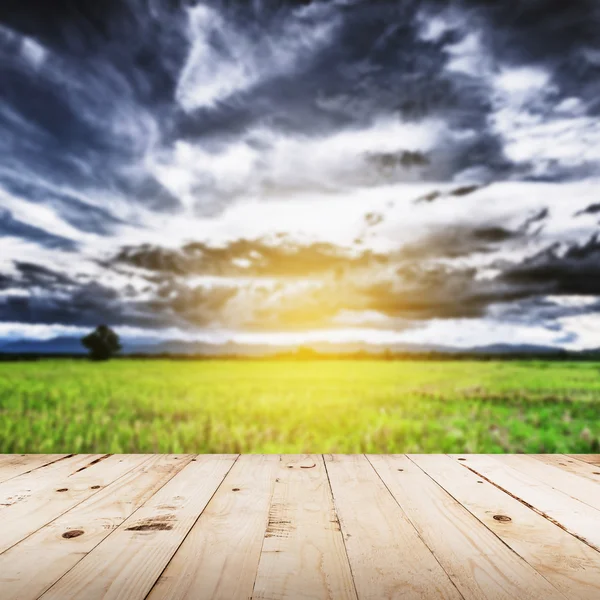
xmin=1 ymin=359 xmax=599 ymax=454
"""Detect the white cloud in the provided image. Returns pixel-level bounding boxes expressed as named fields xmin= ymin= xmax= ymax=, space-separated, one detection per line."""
xmin=545 ymin=295 xmax=600 ymax=308
xmin=176 ymin=3 xmax=339 ymax=112
xmin=4 ymin=318 xmax=593 ymax=351
xmin=148 ymin=115 xmax=453 ymax=216
xmin=557 ymin=314 xmax=600 ymax=349
xmin=21 ymin=37 xmax=47 ymax=69
xmin=332 ymin=310 xmax=395 ymax=326
xmin=488 ymin=65 xmax=600 ymax=174
xmin=436 ymin=26 xmax=600 ymax=178
xmin=0 ymin=323 xmax=89 ymax=341
xmin=494 ymin=66 xmax=550 ymax=98
xmin=497 ymin=115 xmax=600 ymax=170
xmin=419 ymin=16 xmax=453 ymax=43
xmin=554 ymin=97 xmax=585 ymax=116
xmin=445 ymin=32 xmax=490 ymax=76
xmin=0 ymin=25 xmax=47 ymax=69
xmin=391 ymin=318 xmax=571 ymax=349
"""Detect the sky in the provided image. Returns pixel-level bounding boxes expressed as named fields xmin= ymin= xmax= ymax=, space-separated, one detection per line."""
xmin=2 ymin=0 xmax=600 ymax=349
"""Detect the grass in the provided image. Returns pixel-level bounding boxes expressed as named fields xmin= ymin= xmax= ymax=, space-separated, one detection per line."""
xmin=1 ymin=359 xmax=599 ymax=453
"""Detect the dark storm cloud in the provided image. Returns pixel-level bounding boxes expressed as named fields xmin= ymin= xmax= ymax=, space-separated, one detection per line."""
xmin=0 ymin=259 xmax=239 ymax=328
xmin=357 ymin=269 xmax=490 ymax=320
xmin=0 ymin=0 xmax=509 ymax=216
xmin=147 ymin=280 xmax=239 ymax=327
xmin=500 ymin=235 xmax=600 ymax=296
xmin=111 ymin=238 xmax=388 ymax=278
xmin=94 ymin=222 xmax=545 ymax=329
xmin=487 ymin=295 xmax=600 ymax=329
xmin=0 ymin=261 xmax=131 ymax=326
xmin=169 ymin=0 xmax=511 ymax=184
xmin=0 ymin=208 xmax=78 ymax=250
xmin=440 ymin=0 xmax=600 ymax=109
xmin=0 ymin=0 xmax=188 ymax=107
xmin=1 ymin=0 xmax=600 ymax=337
xmin=106 ymin=237 xmax=491 ymax=328
xmin=398 ymin=207 xmax=548 ymax=260
xmin=14 ymin=262 xmax=76 ymax=287
xmin=1 ymin=0 xmax=597 ymax=240
xmin=575 ymin=203 xmax=600 ymax=217
xmin=397 ymin=224 xmax=519 ymax=260
xmin=0 ymin=0 xmax=186 ymax=226
xmin=5 ymin=221 xmax=600 ymax=332
xmin=1 ymin=177 xmax=126 ymax=235
xmin=365 ymin=152 xmax=430 ymax=181
xmin=0 ymin=284 xmax=124 ymax=328
xmin=241 ymin=262 xmax=532 ymax=330
xmin=414 ymin=184 xmax=486 ymax=204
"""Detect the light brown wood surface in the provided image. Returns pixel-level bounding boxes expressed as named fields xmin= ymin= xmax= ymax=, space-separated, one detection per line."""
xmin=0 ymin=455 xmax=191 ymax=600
xmin=1 ymin=454 xmax=599 ymax=600
xmin=41 ymin=455 xmax=237 ymax=600
xmin=325 ymin=454 xmax=462 ymax=600
xmin=450 ymin=454 xmax=600 ymax=552
xmin=147 ymin=454 xmax=279 ymax=600
xmin=535 ymin=454 xmax=600 ymax=483
xmin=567 ymin=455 xmax=600 ymax=466
xmin=0 ymin=455 xmax=69 ymax=484
xmin=369 ymin=454 xmax=566 ymax=600
xmin=410 ymin=454 xmax=600 ymax=600
xmin=0 ymin=454 xmax=150 ymax=553
xmin=499 ymin=454 xmax=600 ymax=511
xmin=252 ymin=455 xmax=357 ymax=600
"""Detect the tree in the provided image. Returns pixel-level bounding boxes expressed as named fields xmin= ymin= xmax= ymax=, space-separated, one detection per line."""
xmin=81 ymin=325 xmax=122 ymax=360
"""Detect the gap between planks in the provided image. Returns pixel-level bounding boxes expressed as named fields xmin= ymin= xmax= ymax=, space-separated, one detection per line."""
xmin=450 ymin=454 xmax=600 ymax=553
xmin=1 ymin=455 xmax=600 ymax=600
xmin=0 ymin=455 xmax=195 ymax=600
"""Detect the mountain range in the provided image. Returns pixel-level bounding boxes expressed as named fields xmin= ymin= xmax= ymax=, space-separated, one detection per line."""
xmin=0 ymin=336 xmax=579 ymax=356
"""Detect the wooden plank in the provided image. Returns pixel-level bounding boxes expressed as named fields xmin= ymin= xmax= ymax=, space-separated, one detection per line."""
xmin=0 ymin=455 xmax=192 ymax=600
xmin=148 ymin=454 xmax=279 ymax=600
xmin=41 ymin=455 xmax=238 ymax=600
xmin=0 ymin=454 xmax=150 ymax=554
xmin=499 ymin=454 xmax=600 ymax=512
xmin=532 ymin=455 xmax=600 ymax=484
xmin=0 ymin=454 xmax=104 ymax=506
xmin=566 ymin=455 xmax=600 ymax=467
xmin=411 ymin=454 xmax=600 ymax=600
xmin=451 ymin=454 xmax=600 ymax=551
xmin=0 ymin=455 xmax=70 ymax=484
xmin=252 ymin=455 xmax=357 ymax=600
xmin=369 ymin=455 xmax=567 ymax=600
xmin=324 ymin=454 xmax=462 ymax=600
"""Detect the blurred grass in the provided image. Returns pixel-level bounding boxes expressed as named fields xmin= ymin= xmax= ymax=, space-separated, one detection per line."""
xmin=0 ymin=359 xmax=599 ymax=453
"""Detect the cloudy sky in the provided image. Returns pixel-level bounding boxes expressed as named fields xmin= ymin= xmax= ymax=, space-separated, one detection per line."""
xmin=2 ymin=0 xmax=600 ymax=349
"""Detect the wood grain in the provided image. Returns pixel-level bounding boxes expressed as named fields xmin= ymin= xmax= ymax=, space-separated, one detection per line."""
xmin=0 ymin=454 xmax=149 ymax=553
xmin=500 ymin=454 xmax=600 ymax=512
xmin=0 ymin=455 xmax=191 ymax=600
xmin=40 ymin=455 xmax=237 ymax=600
xmin=325 ymin=454 xmax=462 ymax=600
xmin=0 ymin=454 xmax=599 ymax=600
xmin=411 ymin=454 xmax=600 ymax=600
xmin=369 ymin=454 xmax=567 ymax=600
xmin=0 ymin=454 xmax=102 ymax=507
xmin=533 ymin=454 xmax=600 ymax=484
xmin=451 ymin=454 xmax=600 ymax=551
xmin=252 ymin=455 xmax=357 ymax=600
xmin=567 ymin=455 xmax=600 ymax=466
xmin=147 ymin=454 xmax=278 ymax=600
xmin=0 ymin=455 xmax=69 ymax=484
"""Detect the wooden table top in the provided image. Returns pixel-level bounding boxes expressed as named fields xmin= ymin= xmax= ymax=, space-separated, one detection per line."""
xmin=0 ymin=453 xmax=599 ymax=599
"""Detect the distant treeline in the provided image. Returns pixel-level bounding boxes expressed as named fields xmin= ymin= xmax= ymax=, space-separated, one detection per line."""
xmin=2 ymin=349 xmax=600 ymax=362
